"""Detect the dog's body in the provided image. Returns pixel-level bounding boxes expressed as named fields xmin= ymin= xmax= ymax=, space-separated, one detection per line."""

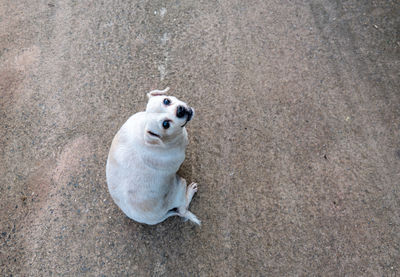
xmin=106 ymin=88 xmax=200 ymax=225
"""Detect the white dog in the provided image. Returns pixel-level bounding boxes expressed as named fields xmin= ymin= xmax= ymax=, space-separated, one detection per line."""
xmin=106 ymin=87 xmax=200 ymax=225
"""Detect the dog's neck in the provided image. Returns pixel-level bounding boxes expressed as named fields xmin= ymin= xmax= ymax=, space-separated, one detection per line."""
xmin=161 ymin=129 xmax=187 ymax=148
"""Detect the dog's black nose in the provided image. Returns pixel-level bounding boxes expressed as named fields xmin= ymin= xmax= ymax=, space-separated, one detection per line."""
xmin=176 ymin=106 xmax=186 ymax=118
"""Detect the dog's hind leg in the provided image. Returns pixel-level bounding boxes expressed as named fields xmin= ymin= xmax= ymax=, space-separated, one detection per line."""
xmin=174 ymin=177 xmax=201 ymax=225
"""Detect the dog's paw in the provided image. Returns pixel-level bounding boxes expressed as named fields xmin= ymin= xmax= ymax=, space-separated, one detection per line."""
xmin=186 ymin=182 xmax=198 ymax=205
xmin=186 ymin=183 xmax=197 ymax=208
xmin=188 ymin=182 xmax=198 ymax=193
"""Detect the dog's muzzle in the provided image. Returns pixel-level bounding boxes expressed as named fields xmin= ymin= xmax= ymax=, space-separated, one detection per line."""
xmin=177 ymin=106 xmax=193 ymax=127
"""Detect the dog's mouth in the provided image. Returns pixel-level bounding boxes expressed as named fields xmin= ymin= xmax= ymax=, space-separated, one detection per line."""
xmin=148 ymin=131 xmax=161 ymax=138
xmin=181 ymin=120 xmax=189 ymax=128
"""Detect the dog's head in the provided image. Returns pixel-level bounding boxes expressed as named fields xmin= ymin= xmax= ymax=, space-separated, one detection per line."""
xmin=144 ymin=87 xmax=194 ymax=146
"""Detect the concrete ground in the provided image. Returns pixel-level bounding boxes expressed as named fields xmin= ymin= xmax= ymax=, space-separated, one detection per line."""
xmin=1 ymin=0 xmax=399 ymax=276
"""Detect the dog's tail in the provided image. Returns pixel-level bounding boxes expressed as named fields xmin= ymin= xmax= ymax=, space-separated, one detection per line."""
xmin=181 ymin=210 xmax=201 ymax=225
xmin=166 ymin=208 xmax=201 ymax=226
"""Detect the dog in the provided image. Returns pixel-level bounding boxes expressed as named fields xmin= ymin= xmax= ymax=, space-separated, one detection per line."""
xmin=106 ymin=87 xmax=200 ymax=225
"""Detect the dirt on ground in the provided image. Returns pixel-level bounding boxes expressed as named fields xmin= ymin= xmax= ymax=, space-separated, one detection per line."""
xmin=1 ymin=0 xmax=399 ymax=276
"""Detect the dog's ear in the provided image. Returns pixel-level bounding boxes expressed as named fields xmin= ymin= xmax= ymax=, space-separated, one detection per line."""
xmin=144 ymin=131 xmax=163 ymax=146
xmin=147 ymin=87 xmax=170 ymax=99
xmin=144 ymin=121 xmax=164 ymax=146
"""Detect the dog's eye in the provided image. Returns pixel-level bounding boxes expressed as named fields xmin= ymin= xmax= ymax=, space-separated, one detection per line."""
xmin=163 ymin=98 xmax=171 ymax=105
xmin=162 ymin=120 xmax=170 ymax=129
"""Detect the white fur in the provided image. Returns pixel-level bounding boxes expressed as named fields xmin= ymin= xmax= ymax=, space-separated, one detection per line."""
xmin=106 ymin=88 xmax=200 ymax=225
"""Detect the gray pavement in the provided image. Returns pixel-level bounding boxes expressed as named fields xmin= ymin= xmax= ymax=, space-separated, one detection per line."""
xmin=1 ymin=0 xmax=399 ymax=276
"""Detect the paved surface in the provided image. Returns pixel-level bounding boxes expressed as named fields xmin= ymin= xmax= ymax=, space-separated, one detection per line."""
xmin=1 ymin=0 xmax=399 ymax=276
